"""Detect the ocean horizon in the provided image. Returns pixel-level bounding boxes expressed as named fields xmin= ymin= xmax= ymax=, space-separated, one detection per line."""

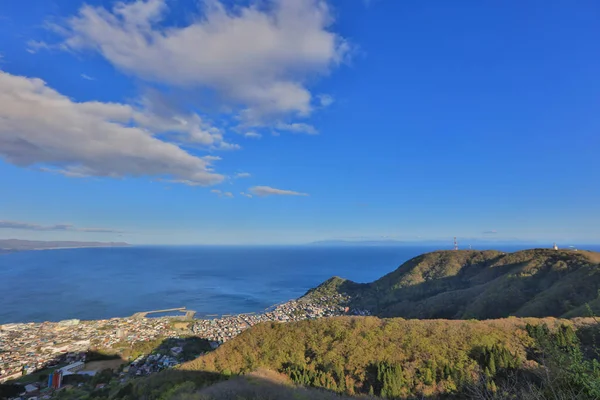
xmin=2 ymin=244 xmax=599 ymax=324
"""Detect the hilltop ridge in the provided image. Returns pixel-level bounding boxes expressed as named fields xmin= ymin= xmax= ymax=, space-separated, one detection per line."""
xmin=303 ymin=248 xmax=600 ymax=319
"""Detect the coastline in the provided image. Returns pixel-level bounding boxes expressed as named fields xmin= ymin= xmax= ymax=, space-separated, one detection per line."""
xmin=0 ymin=239 xmax=130 ymax=254
xmin=0 ymin=294 xmax=351 ymax=383
xmin=0 ymin=290 xmax=345 ymax=325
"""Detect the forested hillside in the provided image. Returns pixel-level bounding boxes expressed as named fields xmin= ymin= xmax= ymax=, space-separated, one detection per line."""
xmin=305 ymin=249 xmax=600 ymax=319
xmin=47 ymin=316 xmax=600 ymax=399
xmin=180 ymin=316 xmax=599 ymax=399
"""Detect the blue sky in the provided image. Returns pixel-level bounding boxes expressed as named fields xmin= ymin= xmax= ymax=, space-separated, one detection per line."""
xmin=0 ymin=0 xmax=599 ymax=245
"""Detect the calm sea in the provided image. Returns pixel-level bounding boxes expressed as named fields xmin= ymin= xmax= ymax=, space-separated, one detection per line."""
xmin=1 ymin=244 xmax=598 ymax=324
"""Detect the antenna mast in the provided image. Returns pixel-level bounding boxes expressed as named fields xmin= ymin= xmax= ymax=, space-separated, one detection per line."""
xmin=453 ymin=237 xmax=458 ymax=251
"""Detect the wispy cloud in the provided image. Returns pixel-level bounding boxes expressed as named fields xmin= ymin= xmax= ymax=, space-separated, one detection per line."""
xmin=235 ymin=172 xmax=251 ymax=179
xmin=211 ymin=189 xmax=234 ymax=198
xmin=362 ymin=0 xmax=377 ymax=8
xmin=240 ymin=192 xmax=253 ymax=198
xmin=243 ymin=131 xmax=262 ymax=139
xmin=80 ymin=73 xmax=95 ymax=81
xmin=39 ymin=167 xmax=92 ymax=178
xmin=275 ymin=122 xmax=318 ymax=135
xmin=0 ymin=220 xmax=122 ymax=233
xmin=483 ymin=230 xmax=498 ymax=235
xmin=249 ymin=186 xmax=309 ymax=197
xmin=317 ymin=94 xmax=334 ymax=107
xmin=26 ymin=40 xmax=51 ymax=54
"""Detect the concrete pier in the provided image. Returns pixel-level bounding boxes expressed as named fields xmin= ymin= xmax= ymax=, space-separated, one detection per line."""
xmin=132 ymin=308 xmax=196 ymax=320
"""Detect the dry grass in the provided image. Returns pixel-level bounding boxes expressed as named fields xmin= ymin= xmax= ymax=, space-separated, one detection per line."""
xmin=81 ymin=358 xmax=126 ymax=372
xmin=580 ymin=250 xmax=600 ymax=264
xmin=245 ymin=368 xmax=294 ymax=385
xmin=196 ymin=370 xmax=376 ymax=400
xmin=171 ymin=321 xmax=193 ymax=332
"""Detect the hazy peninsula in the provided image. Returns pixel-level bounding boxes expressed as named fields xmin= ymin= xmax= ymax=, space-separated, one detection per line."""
xmin=0 ymin=239 xmax=129 ymax=252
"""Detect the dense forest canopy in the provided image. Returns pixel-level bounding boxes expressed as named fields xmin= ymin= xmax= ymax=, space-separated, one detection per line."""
xmin=176 ymin=316 xmax=599 ymax=399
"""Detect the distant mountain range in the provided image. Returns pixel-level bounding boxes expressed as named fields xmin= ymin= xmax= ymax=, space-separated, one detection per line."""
xmin=0 ymin=239 xmax=129 ymax=251
xmin=309 ymin=239 xmax=414 ymax=246
xmin=308 ymin=238 xmax=544 ymax=247
xmin=304 ymin=248 xmax=600 ymax=319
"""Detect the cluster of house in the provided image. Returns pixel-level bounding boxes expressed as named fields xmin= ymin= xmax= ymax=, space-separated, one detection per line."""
xmin=125 ymin=350 xmax=180 ymax=377
xmin=1 ymin=359 xmax=90 ymax=400
xmin=0 ymin=317 xmax=178 ymax=383
xmin=5 ymin=343 xmax=193 ymax=400
xmin=192 ymin=295 xmax=353 ymax=343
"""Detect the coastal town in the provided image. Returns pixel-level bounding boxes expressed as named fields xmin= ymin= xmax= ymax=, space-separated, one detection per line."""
xmin=192 ymin=295 xmax=350 ymax=343
xmin=0 ymin=294 xmax=359 ymax=399
xmin=0 ymin=317 xmax=179 ymax=382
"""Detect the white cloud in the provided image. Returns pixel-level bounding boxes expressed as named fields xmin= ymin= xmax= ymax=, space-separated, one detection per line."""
xmin=235 ymin=172 xmax=251 ymax=178
xmin=81 ymin=73 xmax=95 ymax=80
xmin=131 ymin=96 xmax=234 ymax=148
xmin=0 ymin=70 xmax=225 ymax=185
xmin=215 ymin=142 xmax=241 ymax=150
xmin=240 ymin=192 xmax=253 ymax=198
xmin=243 ymin=131 xmax=262 ymax=139
xmin=26 ymin=40 xmax=51 ymax=54
xmin=40 ymin=166 xmax=95 ymax=178
xmin=249 ymin=185 xmax=309 ymax=197
xmin=211 ymin=189 xmax=234 ymax=198
xmin=0 ymin=220 xmax=122 ymax=233
xmin=275 ymin=122 xmax=318 ymax=135
xmin=56 ymin=0 xmax=349 ymax=123
xmin=317 ymin=94 xmax=334 ymax=107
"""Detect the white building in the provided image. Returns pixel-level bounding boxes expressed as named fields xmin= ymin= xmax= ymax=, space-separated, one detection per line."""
xmin=59 ymin=361 xmax=85 ymax=376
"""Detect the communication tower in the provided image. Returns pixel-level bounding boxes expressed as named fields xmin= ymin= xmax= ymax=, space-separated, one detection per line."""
xmin=453 ymin=237 xmax=458 ymax=251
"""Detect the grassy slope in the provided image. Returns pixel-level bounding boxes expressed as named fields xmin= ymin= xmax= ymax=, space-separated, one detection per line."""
xmin=304 ymin=249 xmax=600 ymax=319
xmin=195 ymin=369 xmax=374 ymax=400
xmin=109 ymin=368 xmax=372 ymax=400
